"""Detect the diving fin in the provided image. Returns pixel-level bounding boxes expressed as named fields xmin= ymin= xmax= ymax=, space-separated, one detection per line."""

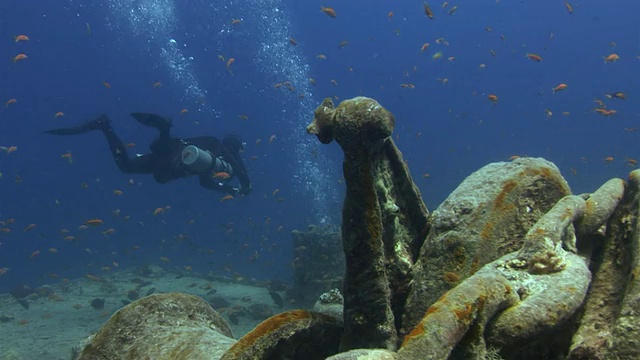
xmin=130 ymin=113 xmax=173 ymax=131
xmin=44 ymin=114 xmax=111 ymax=135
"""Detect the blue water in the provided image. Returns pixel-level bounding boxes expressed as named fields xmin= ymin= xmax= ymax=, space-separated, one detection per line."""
xmin=0 ymin=0 xmax=637 ymax=293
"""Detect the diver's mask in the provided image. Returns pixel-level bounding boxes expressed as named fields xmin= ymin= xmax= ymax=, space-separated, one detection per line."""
xmin=181 ymin=145 xmax=233 ymax=175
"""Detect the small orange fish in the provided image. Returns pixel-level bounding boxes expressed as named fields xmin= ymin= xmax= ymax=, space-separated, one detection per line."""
xmin=226 ymin=57 xmax=235 ymax=71
xmin=55 ymin=112 xmax=65 ymax=118
xmin=423 ymin=2 xmax=434 ymax=19
xmin=220 ymin=194 xmax=234 ymax=202
xmin=420 ymin=43 xmax=430 ymax=52
xmin=231 ymin=19 xmax=242 ymax=25
xmin=320 ymin=6 xmax=337 ymax=18
xmin=213 ymin=172 xmax=231 ymax=180
xmin=604 ymin=156 xmax=614 ymax=163
xmin=113 ymin=189 xmax=123 ymax=196
xmin=552 ymin=83 xmax=568 ymax=93
xmin=604 ymin=53 xmax=620 ymax=63
xmin=564 ymin=2 xmax=574 ymax=14
xmin=126 ymin=142 xmax=136 ymax=148
xmin=5 ymin=98 xmax=16 ymax=108
xmin=153 ymin=81 xmax=162 ymax=88
xmin=153 ymin=207 xmax=165 ymax=216
xmin=595 ymin=108 xmax=617 ymax=116
xmin=388 ymin=11 xmax=394 ymax=20
xmin=180 ymin=108 xmax=188 ymax=114
xmin=269 ymin=134 xmax=277 ymax=143
xmin=29 ymin=251 xmax=41 ymax=260
xmin=13 ymin=54 xmax=27 ymax=63
xmin=15 ymin=35 xmax=29 ymax=42
xmin=102 ymin=81 xmax=111 ymax=89
xmin=526 ymin=53 xmax=542 ymax=62
xmin=6 ymin=146 xmax=18 ymax=154
xmin=85 ymin=219 xmax=104 ymax=226
xmin=487 ymin=94 xmax=498 ymax=103
xmin=61 ymin=151 xmax=73 ymax=163
xmin=606 ymin=92 xmax=626 ymax=100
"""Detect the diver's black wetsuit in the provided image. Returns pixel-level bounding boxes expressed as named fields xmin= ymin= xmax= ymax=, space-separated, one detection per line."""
xmin=45 ymin=113 xmax=251 ymax=196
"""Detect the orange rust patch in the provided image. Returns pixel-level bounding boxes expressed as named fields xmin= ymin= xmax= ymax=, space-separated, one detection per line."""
xmin=454 ymin=303 xmax=474 ymax=324
xmin=494 ymin=180 xmax=517 ymax=211
xmin=481 ymin=221 xmax=495 ymax=241
xmin=504 ymin=285 xmax=512 ymax=295
xmin=401 ymin=321 xmax=425 ymax=348
xmin=444 ymin=271 xmax=461 ymax=284
xmin=225 ymin=310 xmax=312 ymax=356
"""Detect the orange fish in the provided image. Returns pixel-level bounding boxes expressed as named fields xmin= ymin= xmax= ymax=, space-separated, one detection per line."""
xmin=13 ymin=54 xmax=27 ymax=62
xmin=388 ymin=11 xmax=394 ymax=20
xmin=595 ymin=108 xmax=616 ymax=116
xmin=564 ymin=2 xmax=574 ymax=14
xmin=5 ymin=146 xmax=18 ymax=154
xmin=320 ymin=6 xmax=337 ymax=18
xmin=269 ymin=134 xmax=277 ymax=143
xmin=226 ymin=57 xmax=235 ymax=71
xmin=29 ymin=251 xmax=41 ymax=260
xmin=55 ymin=112 xmax=65 ymax=118
xmin=220 ymin=194 xmax=234 ymax=202
xmin=15 ymin=35 xmax=29 ymax=42
xmin=604 ymin=156 xmax=614 ymax=163
xmin=113 ymin=189 xmax=123 ymax=196
xmin=5 ymin=98 xmax=16 ymax=108
xmin=423 ymin=2 xmax=434 ymax=19
xmin=84 ymin=219 xmax=104 ymax=226
xmin=213 ymin=172 xmax=231 ymax=180
xmin=487 ymin=94 xmax=498 ymax=103
xmin=102 ymin=81 xmax=111 ymax=89
xmin=231 ymin=19 xmax=242 ymax=25
xmin=552 ymin=83 xmax=568 ymax=93
xmin=606 ymin=92 xmax=626 ymax=100
xmin=180 ymin=108 xmax=188 ymax=114
xmin=526 ymin=53 xmax=542 ymax=62
xmin=126 ymin=142 xmax=136 ymax=148
xmin=420 ymin=43 xmax=430 ymax=52
xmin=153 ymin=81 xmax=162 ymax=88
xmin=153 ymin=207 xmax=165 ymax=216
xmin=61 ymin=151 xmax=73 ymax=163
xmin=604 ymin=53 xmax=620 ymax=63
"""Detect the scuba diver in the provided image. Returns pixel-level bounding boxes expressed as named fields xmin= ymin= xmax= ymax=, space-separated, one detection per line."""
xmin=45 ymin=113 xmax=252 ymax=196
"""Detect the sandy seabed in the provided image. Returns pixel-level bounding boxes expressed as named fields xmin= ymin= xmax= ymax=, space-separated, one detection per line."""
xmin=0 ymin=268 xmax=287 ymax=360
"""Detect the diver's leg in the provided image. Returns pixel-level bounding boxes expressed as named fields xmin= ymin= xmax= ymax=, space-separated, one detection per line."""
xmin=44 ymin=114 xmax=111 ymax=135
xmin=100 ymin=123 xmax=154 ymax=174
xmin=130 ymin=113 xmax=172 ymax=140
